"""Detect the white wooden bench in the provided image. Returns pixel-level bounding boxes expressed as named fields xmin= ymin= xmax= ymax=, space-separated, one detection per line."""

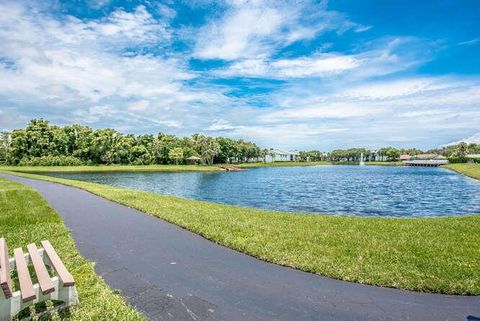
xmin=0 ymin=238 xmax=78 ymax=321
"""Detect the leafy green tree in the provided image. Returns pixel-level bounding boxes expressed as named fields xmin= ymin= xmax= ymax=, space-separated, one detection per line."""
xmin=169 ymin=147 xmax=184 ymax=165
xmin=215 ymin=137 xmax=237 ymax=163
xmin=384 ymin=147 xmax=400 ymax=161
xmin=403 ymin=148 xmax=423 ymax=156
xmin=193 ymin=134 xmax=220 ymax=165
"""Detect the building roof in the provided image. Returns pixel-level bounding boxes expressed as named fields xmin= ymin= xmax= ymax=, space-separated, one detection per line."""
xmin=270 ymin=149 xmax=299 ymax=156
xmin=413 ymin=154 xmax=446 ymax=159
xmin=186 ymin=156 xmax=201 ymax=160
xmin=399 ymin=154 xmax=411 ymax=160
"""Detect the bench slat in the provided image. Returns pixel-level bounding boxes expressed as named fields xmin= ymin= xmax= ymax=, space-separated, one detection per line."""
xmin=27 ymin=243 xmax=55 ymax=294
xmin=0 ymin=238 xmax=13 ymax=298
xmin=13 ymin=247 xmax=36 ymax=302
xmin=40 ymin=240 xmax=75 ymax=287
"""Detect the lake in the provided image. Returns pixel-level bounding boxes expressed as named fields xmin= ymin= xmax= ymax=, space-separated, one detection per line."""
xmin=44 ymin=165 xmax=480 ymax=217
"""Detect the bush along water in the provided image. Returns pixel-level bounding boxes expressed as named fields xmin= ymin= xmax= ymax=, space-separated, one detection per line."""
xmin=18 ymin=155 xmax=84 ymax=166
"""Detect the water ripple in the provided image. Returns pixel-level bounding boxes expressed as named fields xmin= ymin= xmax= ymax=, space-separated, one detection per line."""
xmin=46 ymin=165 xmax=480 ymax=217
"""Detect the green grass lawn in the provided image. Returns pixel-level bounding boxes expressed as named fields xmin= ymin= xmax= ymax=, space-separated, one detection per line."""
xmin=0 ymin=178 xmax=145 ymax=321
xmin=3 ymin=170 xmax=480 ymax=295
xmin=444 ymin=163 xmax=480 ymax=180
xmin=365 ymin=161 xmax=405 ymax=166
xmin=238 ymin=161 xmax=332 ymax=168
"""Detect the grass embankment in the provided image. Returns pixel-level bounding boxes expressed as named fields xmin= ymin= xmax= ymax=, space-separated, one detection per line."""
xmin=0 ymin=164 xmax=220 ymax=173
xmin=444 ymin=163 xmax=480 ymax=180
xmin=0 ymin=178 xmax=145 ymax=321
xmin=3 ymin=171 xmax=480 ymax=295
xmin=366 ymin=161 xmax=404 ymax=166
xmin=238 ymin=161 xmax=331 ymax=168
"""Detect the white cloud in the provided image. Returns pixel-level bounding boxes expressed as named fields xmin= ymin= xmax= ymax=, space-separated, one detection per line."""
xmin=458 ymin=38 xmax=480 ymax=46
xmin=194 ymin=3 xmax=283 ymax=60
xmin=156 ymin=3 xmax=176 ymax=20
xmin=87 ymin=0 xmax=111 ymax=9
xmin=262 ymin=102 xmax=383 ymax=123
xmin=272 ymin=55 xmax=359 ymax=77
xmin=341 ymin=77 xmax=456 ymax=99
xmin=194 ymin=0 xmax=367 ymax=60
xmin=206 ymin=119 xmax=238 ymax=131
xmin=88 ymin=5 xmax=171 ymax=43
xmin=213 ymin=76 xmax=480 ymax=149
xmin=219 ymin=54 xmax=360 ymax=78
xmin=127 ymin=100 xmax=150 ymax=111
xmin=0 ymin=1 xmax=228 ymax=134
xmin=354 ymin=25 xmax=372 ymax=33
xmin=216 ymin=37 xmax=430 ymax=79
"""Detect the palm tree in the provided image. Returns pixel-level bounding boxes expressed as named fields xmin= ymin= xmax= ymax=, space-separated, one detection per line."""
xmin=0 ymin=131 xmax=11 ymax=163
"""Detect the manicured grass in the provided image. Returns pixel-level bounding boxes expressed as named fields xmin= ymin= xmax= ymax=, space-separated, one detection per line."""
xmin=3 ymin=171 xmax=480 ymax=295
xmin=444 ymin=163 xmax=480 ymax=180
xmin=0 ymin=178 xmax=145 ymax=321
xmin=238 ymin=161 xmax=332 ymax=168
xmin=0 ymin=164 xmax=221 ymax=173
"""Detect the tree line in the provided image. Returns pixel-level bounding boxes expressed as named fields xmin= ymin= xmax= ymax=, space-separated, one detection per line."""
xmin=0 ymin=119 xmax=264 ymax=166
xmin=297 ymin=144 xmax=480 ymax=163
xmin=1 ymin=119 xmax=479 ymax=166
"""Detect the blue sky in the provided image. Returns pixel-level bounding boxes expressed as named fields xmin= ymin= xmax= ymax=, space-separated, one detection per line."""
xmin=0 ymin=0 xmax=479 ymax=150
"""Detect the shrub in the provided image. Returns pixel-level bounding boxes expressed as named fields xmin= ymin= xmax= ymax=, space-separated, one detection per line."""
xmin=18 ymin=156 xmax=84 ymax=166
xmin=448 ymin=156 xmax=468 ymax=164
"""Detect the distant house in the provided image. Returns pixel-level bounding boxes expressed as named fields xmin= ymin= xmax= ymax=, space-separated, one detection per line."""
xmin=411 ymin=154 xmax=447 ymax=160
xmin=403 ymin=154 xmax=448 ymax=167
xmin=467 ymin=154 xmax=480 ymax=163
xmin=399 ymin=154 xmax=411 ymax=161
xmin=371 ymin=150 xmax=387 ymax=161
xmin=265 ymin=149 xmax=299 ymax=162
xmin=467 ymin=154 xmax=480 ymax=159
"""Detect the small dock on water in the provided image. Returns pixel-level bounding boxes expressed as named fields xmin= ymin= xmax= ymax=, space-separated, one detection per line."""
xmin=401 ymin=153 xmax=449 ymax=167
xmin=403 ymin=160 xmax=449 ymax=167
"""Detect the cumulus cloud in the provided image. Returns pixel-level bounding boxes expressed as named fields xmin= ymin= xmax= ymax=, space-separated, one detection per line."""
xmin=199 ymin=75 xmax=479 ymax=149
xmin=0 ymin=1 xmax=228 ymax=133
xmin=194 ymin=0 xmax=368 ymax=60
xmin=215 ymin=37 xmax=431 ymax=79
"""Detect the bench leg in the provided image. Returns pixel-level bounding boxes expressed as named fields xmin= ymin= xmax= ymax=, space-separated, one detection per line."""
xmin=0 ymin=290 xmax=22 ymax=321
xmin=0 ymin=279 xmax=78 ymax=321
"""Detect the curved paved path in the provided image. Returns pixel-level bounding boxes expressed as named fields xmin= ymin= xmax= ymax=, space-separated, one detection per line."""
xmin=2 ymin=174 xmax=479 ymax=321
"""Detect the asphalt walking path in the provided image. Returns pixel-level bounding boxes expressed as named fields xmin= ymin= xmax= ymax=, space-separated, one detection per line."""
xmin=2 ymin=173 xmax=479 ymax=321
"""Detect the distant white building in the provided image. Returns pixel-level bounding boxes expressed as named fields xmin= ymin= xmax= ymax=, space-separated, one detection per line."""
xmin=265 ymin=149 xmax=299 ymax=162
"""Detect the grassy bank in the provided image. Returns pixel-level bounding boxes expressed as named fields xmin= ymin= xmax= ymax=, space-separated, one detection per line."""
xmin=365 ymin=161 xmax=404 ymax=166
xmin=238 ymin=161 xmax=331 ymax=168
xmin=0 ymin=164 xmax=221 ymax=173
xmin=0 ymin=178 xmax=145 ymax=320
xmin=3 ymin=171 xmax=480 ymax=295
xmin=444 ymin=163 xmax=480 ymax=180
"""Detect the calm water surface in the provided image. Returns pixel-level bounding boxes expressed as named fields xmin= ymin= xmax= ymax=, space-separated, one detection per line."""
xmin=45 ymin=165 xmax=480 ymax=217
